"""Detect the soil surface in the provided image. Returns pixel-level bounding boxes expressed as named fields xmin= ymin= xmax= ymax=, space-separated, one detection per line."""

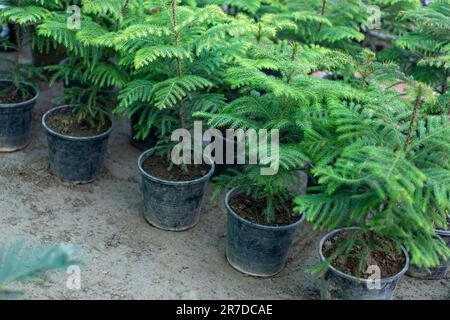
xmin=0 ymin=85 xmax=31 ymax=104
xmin=323 ymin=231 xmax=405 ymax=279
xmin=0 ymin=48 xmax=449 ymax=300
xmin=229 ymin=193 xmax=301 ymax=227
xmin=142 ymin=155 xmax=210 ymax=182
xmin=46 ymin=108 xmax=110 ymax=137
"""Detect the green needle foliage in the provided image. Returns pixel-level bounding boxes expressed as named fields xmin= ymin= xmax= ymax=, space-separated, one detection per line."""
xmin=369 ymin=0 xmax=420 ymax=36
xmin=275 ymin=0 xmax=367 ymax=51
xmin=196 ymin=0 xmax=281 ymax=16
xmin=201 ymin=1 xmax=369 ymax=51
xmin=0 ymin=241 xmax=78 ymax=299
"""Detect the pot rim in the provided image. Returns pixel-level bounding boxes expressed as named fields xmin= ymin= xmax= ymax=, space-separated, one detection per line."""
xmin=138 ymin=147 xmax=215 ymax=186
xmin=0 ymin=79 xmax=40 ymax=108
xmin=225 ymin=187 xmax=306 ymax=231
xmin=42 ymin=105 xmax=115 ymax=141
xmin=437 ymin=228 xmax=450 ymax=237
xmin=319 ymin=227 xmax=410 ymax=284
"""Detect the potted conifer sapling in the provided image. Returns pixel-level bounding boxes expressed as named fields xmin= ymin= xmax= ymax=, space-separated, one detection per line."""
xmin=0 ymin=2 xmax=43 ymax=151
xmin=218 ymin=167 xmax=306 ymax=276
xmin=37 ymin=1 xmax=132 ymax=183
xmin=196 ymin=41 xmax=352 ymax=275
xmin=295 ymin=82 xmax=450 ymax=299
xmin=108 ymin=1 xmax=250 ymax=230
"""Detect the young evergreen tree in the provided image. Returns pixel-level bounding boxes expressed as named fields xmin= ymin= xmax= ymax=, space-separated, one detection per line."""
xmin=90 ymin=0 xmax=251 ymax=149
xmin=294 ymin=56 xmax=450 ymax=271
xmin=37 ymin=0 xmax=133 ymax=128
xmin=195 ymin=41 xmax=360 ymax=223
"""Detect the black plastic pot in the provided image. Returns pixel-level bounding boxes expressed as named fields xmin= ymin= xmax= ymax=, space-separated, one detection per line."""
xmin=130 ymin=111 xmax=158 ymax=151
xmin=42 ymin=105 xmax=114 ymax=184
xmin=319 ymin=228 xmax=410 ymax=300
xmin=407 ymin=228 xmax=450 ymax=280
xmin=138 ymin=148 xmax=215 ymax=231
xmin=225 ymin=188 xmax=305 ymax=277
xmin=0 ymin=80 xmax=39 ymax=152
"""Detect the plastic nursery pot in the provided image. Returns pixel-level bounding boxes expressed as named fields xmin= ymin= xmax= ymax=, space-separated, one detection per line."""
xmin=319 ymin=228 xmax=410 ymax=300
xmin=137 ymin=148 xmax=215 ymax=231
xmin=0 ymin=80 xmax=39 ymax=152
xmin=42 ymin=105 xmax=114 ymax=184
xmin=225 ymin=188 xmax=305 ymax=277
xmin=130 ymin=111 xmax=158 ymax=151
xmin=407 ymin=228 xmax=450 ymax=280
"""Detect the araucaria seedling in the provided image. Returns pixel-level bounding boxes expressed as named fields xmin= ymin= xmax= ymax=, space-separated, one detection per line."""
xmin=107 ymin=0 xmax=250 ymax=163
xmin=295 ymin=75 xmax=450 ymax=276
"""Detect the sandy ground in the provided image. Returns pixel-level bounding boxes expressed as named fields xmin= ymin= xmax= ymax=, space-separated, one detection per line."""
xmin=0 ymin=50 xmax=448 ymax=300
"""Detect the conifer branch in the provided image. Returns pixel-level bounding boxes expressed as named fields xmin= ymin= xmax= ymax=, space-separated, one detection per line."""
xmin=405 ymin=84 xmax=424 ymax=152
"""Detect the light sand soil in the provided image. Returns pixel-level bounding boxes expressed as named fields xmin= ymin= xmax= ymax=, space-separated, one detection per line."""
xmin=0 ymin=50 xmax=448 ymax=299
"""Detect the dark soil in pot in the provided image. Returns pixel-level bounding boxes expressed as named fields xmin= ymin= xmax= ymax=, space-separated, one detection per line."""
xmin=142 ymin=155 xmax=210 ymax=182
xmin=0 ymin=84 xmax=32 ymax=104
xmin=42 ymin=105 xmax=114 ymax=184
xmin=229 ymin=193 xmax=300 ymax=227
xmin=138 ymin=149 xmax=214 ymax=232
xmin=0 ymin=80 xmax=39 ymax=152
xmin=319 ymin=228 xmax=409 ymax=300
xmin=225 ymin=188 xmax=305 ymax=277
xmin=46 ymin=108 xmax=110 ymax=137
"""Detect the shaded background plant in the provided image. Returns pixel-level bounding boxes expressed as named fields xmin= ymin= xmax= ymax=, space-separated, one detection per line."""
xmin=295 ymin=75 xmax=450 ymax=272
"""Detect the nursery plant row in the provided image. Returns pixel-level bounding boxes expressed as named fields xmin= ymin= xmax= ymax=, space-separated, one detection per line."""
xmin=0 ymin=0 xmax=449 ymax=300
